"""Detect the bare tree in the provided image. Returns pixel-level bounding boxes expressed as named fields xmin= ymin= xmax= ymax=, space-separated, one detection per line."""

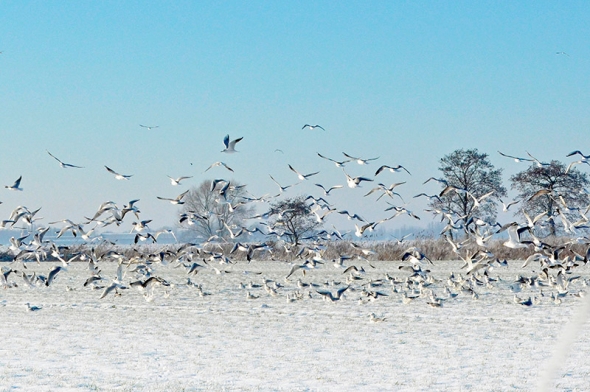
xmin=267 ymin=196 xmax=322 ymax=245
xmin=510 ymin=160 xmax=590 ymax=236
xmin=429 ymin=148 xmax=507 ymax=232
xmin=179 ymin=180 xmax=255 ymax=241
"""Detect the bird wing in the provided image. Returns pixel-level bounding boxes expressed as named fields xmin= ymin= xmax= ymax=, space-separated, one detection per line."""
xmin=105 ymin=166 xmax=119 ymax=175
xmin=176 ymin=190 xmax=189 ymax=200
xmin=317 ymin=153 xmax=337 ymax=163
xmin=498 ymin=151 xmax=518 ymax=159
xmin=342 ymin=152 xmax=358 ymax=160
xmin=288 ymin=164 xmax=301 ymax=176
xmin=398 ymin=165 xmax=411 ymax=175
xmin=364 ymin=187 xmax=381 ymax=197
xmin=498 ymin=151 xmax=532 ymax=161
xmin=336 ymin=285 xmax=350 ymax=298
xmin=566 ymin=150 xmax=586 ymax=158
xmin=221 ymin=162 xmax=234 ymax=172
xmin=315 ymin=183 xmax=327 ymax=192
xmin=528 ymin=189 xmax=552 ymax=202
xmin=46 ymin=266 xmax=62 ymax=286
xmin=228 ymin=137 xmax=243 ymax=149
xmin=439 ymin=185 xmax=456 ymax=197
xmin=204 ymin=163 xmax=218 ymax=172
xmin=47 ymin=150 xmax=63 ymax=164
xmin=99 ymin=282 xmax=117 ymax=299
xmin=64 ymin=162 xmax=83 ymax=168
xmin=285 ymin=264 xmax=302 ymax=279
xmin=374 ymin=166 xmax=388 ymax=176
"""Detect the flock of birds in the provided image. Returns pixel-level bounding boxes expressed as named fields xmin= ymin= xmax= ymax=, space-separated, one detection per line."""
xmin=2 ymin=126 xmax=590 ymax=318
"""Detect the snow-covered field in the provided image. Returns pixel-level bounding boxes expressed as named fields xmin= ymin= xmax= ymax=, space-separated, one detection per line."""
xmin=1 ymin=258 xmax=589 ymax=391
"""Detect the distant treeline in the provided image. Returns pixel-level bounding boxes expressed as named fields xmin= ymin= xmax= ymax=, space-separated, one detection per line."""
xmin=1 ymin=237 xmax=587 ymax=264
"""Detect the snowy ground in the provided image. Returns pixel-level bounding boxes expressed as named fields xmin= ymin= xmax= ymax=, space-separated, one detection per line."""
xmin=1 ymin=259 xmax=589 ymax=391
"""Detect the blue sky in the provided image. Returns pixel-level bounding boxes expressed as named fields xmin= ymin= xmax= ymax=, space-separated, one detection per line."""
xmin=0 ymin=1 xmax=589 ymax=234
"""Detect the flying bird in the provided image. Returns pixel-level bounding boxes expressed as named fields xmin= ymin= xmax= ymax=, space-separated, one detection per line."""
xmin=131 ymin=219 xmax=152 ymax=233
xmin=100 ymin=282 xmax=125 ymax=299
xmin=527 ymin=188 xmax=553 ymax=202
xmin=205 ymin=162 xmax=234 ymax=173
xmin=5 ymin=176 xmax=23 ymax=191
xmin=105 ymin=166 xmax=132 ymax=180
xmin=497 ymin=222 xmax=528 ymax=249
xmin=343 ymin=169 xmax=373 ymax=188
xmin=269 ymin=175 xmax=297 ymax=193
xmin=413 ymin=193 xmax=442 ymax=202
xmin=567 ymin=150 xmax=590 ymax=159
xmin=288 ymin=164 xmax=319 ymax=181
xmin=499 ymin=198 xmax=520 ymax=212
xmin=497 ymin=151 xmax=534 ymax=163
xmin=46 ymin=266 xmax=65 ymax=286
xmin=285 ymin=259 xmax=322 ymax=279
xmin=337 ymin=210 xmax=365 ymax=223
xmin=353 ymin=222 xmax=371 ymax=237
xmin=565 ymin=151 xmax=590 ymax=173
xmin=140 ymin=124 xmax=159 ymax=130
xmin=342 ymin=152 xmax=379 ymax=165
xmin=439 ymin=184 xmax=472 ymax=198
xmin=302 ymin=124 xmax=325 ymax=131
xmin=315 ymin=183 xmax=343 ymax=196
xmin=401 ymin=247 xmax=433 ymax=266
xmin=375 ymin=165 xmax=411 ymax=176
xmin=157 ymin=190 xmax=189 ymax=205
xmin=364 ymin=182 xmax=406 ymax=201
xmin=317 ymin=153 xmax=351 ymax=167
xmin=423 ymin=177 xmax=448 ymax=186
xmin=384 ymin=204 xmax=420 ymax=220
xmin=316 ymin=286 xmax=350 ymax=302
xmin=46 ymin=150 xmax=83 ymax=168
xmin=526 ymin=151 xmax=550 ymax=168
xmin=167 ymin=175 xmax=192 ymax=186
xmin=221 ymin=134 xmax=243 ymax=153
xmin=354 ymin=221 xmax=381 ymax=237
xmin=469 ymin=191 xmax=494 ymax=208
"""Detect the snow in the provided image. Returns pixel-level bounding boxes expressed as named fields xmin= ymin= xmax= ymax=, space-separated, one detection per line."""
xmin=1 ymin=259 xmax=589 ymax=391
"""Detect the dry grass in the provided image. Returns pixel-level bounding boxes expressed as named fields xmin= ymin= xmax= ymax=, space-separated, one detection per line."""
xmin=2 ymin=236 xmax=587 ymax=264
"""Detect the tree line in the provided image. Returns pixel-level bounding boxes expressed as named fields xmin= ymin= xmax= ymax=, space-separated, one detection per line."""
xmin=176 ymin=148 xmax=590 ymax=244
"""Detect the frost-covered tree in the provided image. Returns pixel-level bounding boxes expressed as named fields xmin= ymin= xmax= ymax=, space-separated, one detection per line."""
xmin=179 ymin=180 xmax=254 ymax=241
xmin=510 ymin=160 xmax=590 ymax=236
xmin=267 ymin=196 xmax=321 ymax=245
xmin=429 ymin=148 xmax=506 ymax=230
